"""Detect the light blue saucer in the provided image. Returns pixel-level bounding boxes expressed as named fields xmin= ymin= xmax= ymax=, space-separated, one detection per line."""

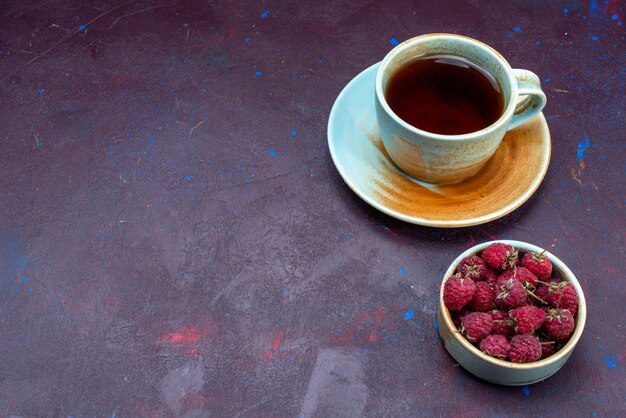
xmin=327 ymin=63 xmax=551 ymax=227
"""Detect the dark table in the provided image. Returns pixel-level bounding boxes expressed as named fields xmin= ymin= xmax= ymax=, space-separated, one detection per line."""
xmin=1 ymin=1 xmax=624 ymax=416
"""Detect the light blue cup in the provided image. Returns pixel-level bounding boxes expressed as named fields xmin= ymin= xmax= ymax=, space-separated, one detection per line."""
xmin=375 ymin=34 xmax=546 ymax=184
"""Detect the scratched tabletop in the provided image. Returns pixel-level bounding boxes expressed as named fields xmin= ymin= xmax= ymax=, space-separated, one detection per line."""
xmin=1 ymin=1 xmax=624 ymax=417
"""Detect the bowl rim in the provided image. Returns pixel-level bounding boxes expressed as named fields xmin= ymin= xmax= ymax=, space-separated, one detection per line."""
xmin=439 ymin=239 xmax=587 ymax=369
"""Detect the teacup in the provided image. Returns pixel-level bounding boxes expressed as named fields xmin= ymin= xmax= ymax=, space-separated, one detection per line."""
xmin=375 ymin=33 xmax=546 ymax=184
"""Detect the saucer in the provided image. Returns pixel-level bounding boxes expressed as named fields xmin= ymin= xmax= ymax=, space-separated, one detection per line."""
xmin=327 ymin=62 xmax=551 ymax=227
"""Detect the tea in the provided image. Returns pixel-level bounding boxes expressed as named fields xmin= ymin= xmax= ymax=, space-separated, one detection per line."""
xmin=385 ymin=55 xmax=503 ymax=135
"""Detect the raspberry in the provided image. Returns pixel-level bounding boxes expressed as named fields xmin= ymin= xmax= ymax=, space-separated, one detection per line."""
xmin=481 ymin=243 xmax=518 ymax=270
xmin=522 ymin=250 xmax=552 ymax=280
xmin=480 ymin=335 xmax=510 ymax=359
xmin=490 ymin=310 xmax=514 ymax=336
xmin=533 ymin=281 xmax=556 ymax=303
xmin=509 ymin=334 xmax=542 ymax=363
xmin=509 ymin=306 xmax=546 ymax=334
xmin=544 ymin=308 xmax=576 ymax=342
xmin=540 ymin=338 xmax=557 ymax=359
xmin=457 ymin=255 xmax=488 ymax=281
xmin=499 ymin=267 xmax=538 ymax=287
xmin=443 ymin=274 xmax=476 ymax=311
xmin=495 ymin=277 xmax=527 ymax=310
xmin=470 ymin=281 xmax=495 ymax=312
xmin=452 ymin=308 xmax=473 ymax=329
xmin=484 ymin=267 xmax=498 ymax=285
xmin=461 ymin=312 xmax=493 ymax=343
xmin=545 ymin=282 xmax=579 ymax=317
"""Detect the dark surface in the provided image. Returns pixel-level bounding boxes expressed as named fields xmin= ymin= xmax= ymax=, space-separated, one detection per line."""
xmin=0 ymin=0 xmax=624 ymax=417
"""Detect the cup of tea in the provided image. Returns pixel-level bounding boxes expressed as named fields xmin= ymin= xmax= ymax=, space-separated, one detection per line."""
xmin=375 ymin=33 xmax=546 ymax=184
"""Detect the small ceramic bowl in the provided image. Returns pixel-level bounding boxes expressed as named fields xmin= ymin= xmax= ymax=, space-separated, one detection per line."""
xmin=437 ymin=240 xmax=586 ymax=386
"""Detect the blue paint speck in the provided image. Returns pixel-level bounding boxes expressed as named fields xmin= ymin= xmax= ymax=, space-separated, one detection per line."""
xmin=399 ymin=268 xmax=407 ymax=275
xmin=591 ymin=36 xmax=599 ymax=41
xmin=618 ymin=21 xmax=623 ymax=26
xmin=302 ymin=163 xmax=308 ymax=169
xmin=535 ymin=41 xmax=541 ymax=45
xmin=390 ymin=37 xmax=399 ymax=46
xmin=522 ymin=385 xmax=530 ymax=396
xmin=22 ymin=278 xmax=28 ymax=284
xmin=612 ymin=14 xmax=619 ymax=20
xmin=291 ymin=130 xmax=297 ymax=136
xmin=78 ymin=24 xmax=86 ymax=31
xmin=261 ymin=10 xmax=269 ymax=18
xmin=590 ymin=0 xmax=598 ymax=14
xmin=603 ymin=355 xmax=619 ymax=369
xmin=404 ymin=309 xmax=414 ymax=320
xmin=268 ymin=149 xmax=277 ymax=156
xmin=254 ymin=71 xmax=262 ymax=77
xmin=245 ymin=37 xmax=250 ymax=42
xmin=577 ymin=133 xmax=590 ymax=160
xmin=27 ymin=287 xmax=32 ymax=292
xmin=592 ymin=411 xmax=597 ymax=417
xmin=433 ymin=321 xmax=438 ymax=329
xmin=37 ymin=88 xmax=44 ymax=95
xmin=184 ymin=175 xmax=191 ymax=181
xmin=563 ymin=8 xmax=569 ymax=14
xmin=513 ymin=26 xmax=522 ymax=32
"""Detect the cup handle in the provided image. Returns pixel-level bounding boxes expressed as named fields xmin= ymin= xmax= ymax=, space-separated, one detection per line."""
xmin=508 ymin=69 xmax=547 ymax=130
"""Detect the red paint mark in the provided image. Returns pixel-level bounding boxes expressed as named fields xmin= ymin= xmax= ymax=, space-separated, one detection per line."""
xmin=480 ymin=229 xmax=498 ymax=241
xmin=330 ymin=324 xmax=359 ymax=344
xmin=607 ymin=266 xmax=616 ymax=274
xmin=227 ymin=25 xmax=237 ymax=41
xmin=435 ymin=282 xmax=441 ymax=291
xmin=368 ymin=306 xmax=384 ymax=342
xmin=462 ymin=235 xmax=476 ymax=249
xmin=608 ymin=0 xmax=620 ymax=16
xmin=159 ymin=325 xmax=202 ymax=345
xmin=259 ymin=330 xmax=285 ymax=362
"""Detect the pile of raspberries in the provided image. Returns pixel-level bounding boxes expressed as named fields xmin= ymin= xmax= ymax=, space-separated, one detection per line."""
xmin=443 ymin=242 xmax=578 ymax=363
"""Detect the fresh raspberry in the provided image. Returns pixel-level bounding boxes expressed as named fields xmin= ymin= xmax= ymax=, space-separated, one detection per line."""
xmin=499 ymin=267 xmax=538 ymax=287
xmin=484 ymin=267 xmax=498 ymax=285
xmin=470 ymin=281 xmax=495 ymax=312
xmin=522 ymin=251 xmax=553 ymax=280
xmin=443 ymin=274 xmax=476 ymax=311
xmin=533 ymin=281 xmax=557 ymax=304
xmin=509 ymin=306 xmax=546 ymax=334
xmin=544 ymin=308 xmax=576 ymax=342
xmin=509 ymin=334 xmax=542 ymax=363
xmin=481 ymin=243 xmax=518 ymax=270
xmin=545 ymin=281 xmax=579 ymax=317
xmin=539 ymin=338 xmax=557 ymax=359
xmin=452 ymin=308 xmax=472 ymax=329
xmin=461 ymin=312 xmax=493 ymax=343
xmin=490 ymin=310 xmax=514 ymax=337
xmin=480 ymin=335 xmax=510 ymax=360
xmin=495 ymin=277 xmax=527 ymax=310
xmin=457 ymin=255 xmax=488 ymax=281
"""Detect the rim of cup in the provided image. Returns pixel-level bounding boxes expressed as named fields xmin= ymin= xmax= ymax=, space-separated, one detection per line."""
xmin=375 ymin=33 xmax=519 ymax=142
